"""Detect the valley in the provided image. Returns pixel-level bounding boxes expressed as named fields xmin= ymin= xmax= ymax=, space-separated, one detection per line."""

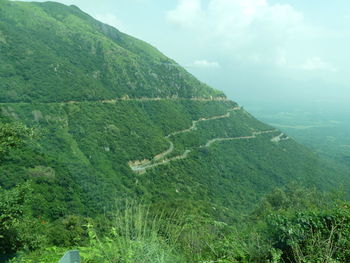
xmin=247 ymin=103 xmax=350 ymax=165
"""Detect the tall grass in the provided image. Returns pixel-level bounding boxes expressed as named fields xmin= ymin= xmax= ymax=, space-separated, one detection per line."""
xmin=81 ymin=200 xmax=186 ymax=263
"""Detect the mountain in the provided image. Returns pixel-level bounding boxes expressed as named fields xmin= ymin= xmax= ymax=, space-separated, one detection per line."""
xmin=0 ymin=0 xmax=347 ymax=222
xmin=0 ymin=0 xmax=222 ymax=102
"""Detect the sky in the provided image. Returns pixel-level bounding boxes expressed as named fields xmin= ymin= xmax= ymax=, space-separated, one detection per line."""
xmin=22 ymin=0 xmax=350 ymax=109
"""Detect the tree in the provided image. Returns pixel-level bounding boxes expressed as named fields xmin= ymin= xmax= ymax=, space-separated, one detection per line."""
xmin=0 ymin=183 xmax=46 ymax=255
xmin=0 ymin=122 xmax=32 ymax=159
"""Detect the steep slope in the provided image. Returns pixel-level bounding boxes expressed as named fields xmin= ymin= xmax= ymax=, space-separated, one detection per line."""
xmin=0 ymin=0 xmax=223 ymax=102
xmin=0 ymin=0 xmax=348 ymax=220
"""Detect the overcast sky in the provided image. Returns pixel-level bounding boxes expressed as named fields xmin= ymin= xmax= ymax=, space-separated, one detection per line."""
xmin=22 ymin=0 xmax=350 ymax=108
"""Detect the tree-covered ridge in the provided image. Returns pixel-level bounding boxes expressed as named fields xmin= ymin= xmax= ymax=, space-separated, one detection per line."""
xmin=2 ymin=98 xmax=348 ymax=222
xmin=0 ymin=0 xmax=223 ymax=103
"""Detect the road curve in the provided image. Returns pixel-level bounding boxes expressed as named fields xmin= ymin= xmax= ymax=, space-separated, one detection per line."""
xmin=128 ymin=107 xmax=288 ymax=173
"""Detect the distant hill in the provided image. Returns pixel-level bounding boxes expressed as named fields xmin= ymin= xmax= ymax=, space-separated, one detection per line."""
xmin=0 ymin=0 xmax=348 ymax=221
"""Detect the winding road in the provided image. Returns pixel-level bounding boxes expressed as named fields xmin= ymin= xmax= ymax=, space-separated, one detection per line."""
xmin=204 ymin=130 xmax=276 ymax=147
xmin=0 ymin=96 xmax=230 ymax=106
xmin=128 ymin=107 xmax=241 ymax=172
xmin=0 ymin=97 xmax=289 ymax=173
xmin=166 ymin=107 xmax=241 ymax=138
xmin=128 ymin=106 xmax=288 ymax=174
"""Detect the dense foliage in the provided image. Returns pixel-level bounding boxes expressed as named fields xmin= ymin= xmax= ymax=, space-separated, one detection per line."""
xmin=5 ymin=185 xmax=350 ymax=263
xmin=2 ymin=100 xmax=345 ymax=221
xmin=0 ymin=0 xmax=223 ymax=102
xmin=0 ymin=0 xmax=350 ymax=261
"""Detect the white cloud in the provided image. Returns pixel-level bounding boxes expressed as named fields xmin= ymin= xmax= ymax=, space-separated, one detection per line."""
xmin=166 ymin=0 xmax=323 ymax=70
xmin=166 ymin=0 xmax=348 ymax=86
xmin=167 ymin=0 xmax=203 ymax=28
xmin=192 ymin=59 xmax=220 ymax=68
xmin=167 ymin=0 xmax=304 ymax=47
xmin=300 ymin=57 xmax=337 ymax=72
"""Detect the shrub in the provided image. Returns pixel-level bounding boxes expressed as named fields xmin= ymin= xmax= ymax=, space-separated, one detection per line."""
xmin=80 ymin=200 xmax=185 ymax=263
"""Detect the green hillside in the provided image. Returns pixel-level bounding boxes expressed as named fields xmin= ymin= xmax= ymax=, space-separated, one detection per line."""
xmin=0 ymin=0 xmax=347 ymax=224
xmin=1 ymin=1 xmax=350 ymax=262
xmin=0 ymin=0 xmax=223 ymax=102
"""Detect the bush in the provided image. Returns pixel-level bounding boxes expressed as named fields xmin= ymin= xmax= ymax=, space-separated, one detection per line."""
xmin=0 ymin=183 xmax=47 ymax=255
xmin=80 ymin=200 xmax=185 ymax=263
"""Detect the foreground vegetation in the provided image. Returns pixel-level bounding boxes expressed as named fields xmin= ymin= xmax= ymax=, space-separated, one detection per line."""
xmin=3 ymin=183 xmax=350 ymax=263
